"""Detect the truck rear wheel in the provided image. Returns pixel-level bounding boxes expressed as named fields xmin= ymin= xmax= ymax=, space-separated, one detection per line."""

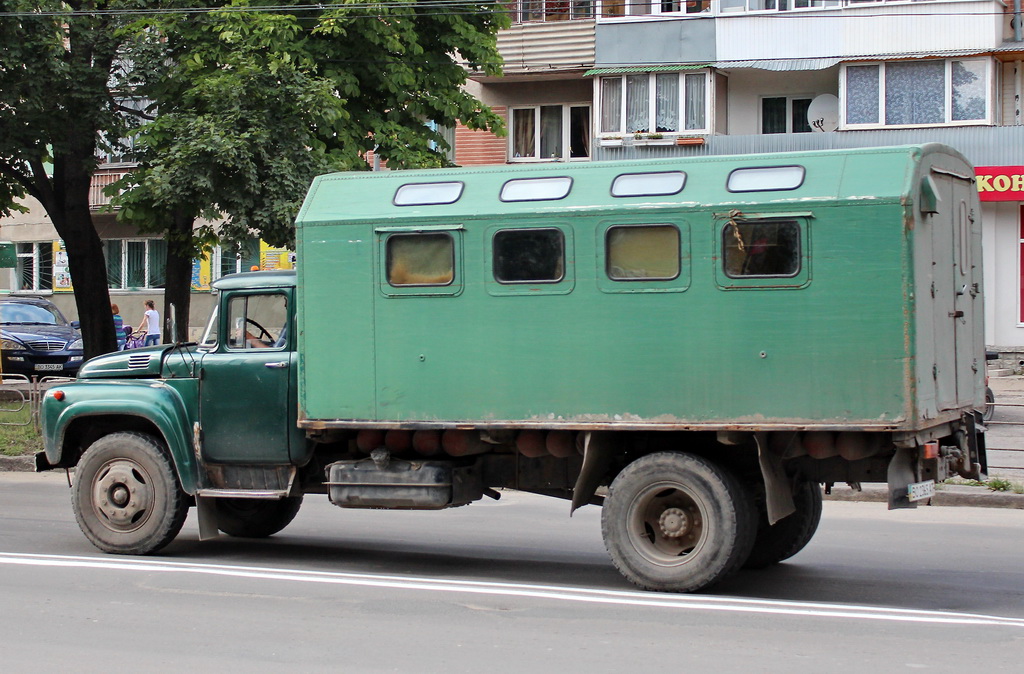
xmin=72 ymin=432 xmax=188 ymax=555
xmin=743 ymin=478 xmax=823 ymax=570
xmin=601 ymin=452 xmax=757 ymax=593
xmin=213 ymin=496 xmax=303 ymax=538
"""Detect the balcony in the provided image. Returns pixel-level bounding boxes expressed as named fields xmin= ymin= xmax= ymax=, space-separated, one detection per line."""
xmin=89 ymin=171 xmax=129 ymax=210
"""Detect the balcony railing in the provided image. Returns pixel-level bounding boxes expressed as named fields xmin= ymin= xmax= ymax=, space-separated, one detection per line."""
xmin=89 ymin=171 xmax=128 ymax=209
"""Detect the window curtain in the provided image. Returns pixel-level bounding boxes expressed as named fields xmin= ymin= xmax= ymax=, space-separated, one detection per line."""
xmin=655 ymin=73 xmax=679 ymax=132
xmin=148 ymin=239 xmax=167 ymax=288
xmin=539 ymin=105 xmax=563 ymax=158
xmin=885 ymin=61 xmax=943 ymax=125
xmin=569 ymin=106 xmax=590 ymax=158
xmin=684 ymin=73 xmax=706 ymax=130
xmin=600 ymin=78 xmax=623 ymax=133
xmin=512 ymin=108 xmax=536 ymax=158
xmin=952 ymin=60 xmax=986 ymax=121
xmin=625 ymin=74 xmax=650 ymax=133
xmin=845 ymin=65 xmax=879 ymax=124
xmin=106 ymin=239 xmax=123 ymax=288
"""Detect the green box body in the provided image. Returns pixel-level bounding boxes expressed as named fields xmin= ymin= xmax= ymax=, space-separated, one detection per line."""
xmin=292 ymin=144 xmax=983 ymax=432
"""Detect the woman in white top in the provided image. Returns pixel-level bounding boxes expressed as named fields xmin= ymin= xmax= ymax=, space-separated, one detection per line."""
xmin=140 ymin=300 xmax=161 ymax=346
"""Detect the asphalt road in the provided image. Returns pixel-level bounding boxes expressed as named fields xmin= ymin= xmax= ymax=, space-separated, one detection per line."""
xmin=1 ymin=472 xmax=1022 ymax=673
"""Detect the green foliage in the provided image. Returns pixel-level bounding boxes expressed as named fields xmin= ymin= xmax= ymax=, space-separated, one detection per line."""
xmin=984 ymin=477 xmax=1014 ymax=492
xmin=109 ymin=0 xmax=508 ymax=251
xmin=0 ymin=403 xmax=39 ymax=457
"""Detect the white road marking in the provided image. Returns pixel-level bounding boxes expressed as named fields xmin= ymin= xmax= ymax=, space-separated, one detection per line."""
xmin=2 ymin=551 xmax=1022 ymax=628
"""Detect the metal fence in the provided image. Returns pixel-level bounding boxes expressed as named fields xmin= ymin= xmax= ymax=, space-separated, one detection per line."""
xmin=0 ymin=375 xmax=75 ymax=433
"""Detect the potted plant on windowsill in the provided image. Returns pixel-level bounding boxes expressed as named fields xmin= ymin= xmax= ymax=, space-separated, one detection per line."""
xmin=676 ymin=136 xmax=705 ymax=146
xmin=599 ymin=135 xmax=624 ymax=147
xmin=645 ymin=133 xmax=675 ymax=146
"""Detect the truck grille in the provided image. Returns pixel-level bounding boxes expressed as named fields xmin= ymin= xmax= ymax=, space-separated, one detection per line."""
xmin=27 ymin=340 xmax=67 ymax=352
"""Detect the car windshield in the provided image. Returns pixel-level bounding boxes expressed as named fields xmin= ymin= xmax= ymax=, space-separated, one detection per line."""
xmin=0 ymin=303 xmax=64 ymax=325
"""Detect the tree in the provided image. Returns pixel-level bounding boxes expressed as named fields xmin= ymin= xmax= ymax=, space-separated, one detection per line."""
xmin=113 ymin=1 xmax=508 ymax=342
xmin=0 ymin=1 xmax=143 ymax=357
xmin=0 ymin=1 xmax=506 ymax=351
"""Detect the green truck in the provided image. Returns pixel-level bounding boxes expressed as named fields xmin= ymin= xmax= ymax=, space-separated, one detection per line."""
xmin=38 ymin=144 xmax=988 ymax=593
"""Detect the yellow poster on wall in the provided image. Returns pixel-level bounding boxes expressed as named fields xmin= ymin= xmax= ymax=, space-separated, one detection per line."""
xmin=259 ymin=241 xmax=296 ymax=271
xmin=190 ymin=254 xmax=212 ymax=291
xmin=52 ymin=240 xmax=73 ymax=292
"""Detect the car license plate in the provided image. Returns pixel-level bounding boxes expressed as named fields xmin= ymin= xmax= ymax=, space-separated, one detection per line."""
xmin=34 ymin=364 xmax=63 ymax=371
xmin=907 ymin=480 xmax=935 ymax=502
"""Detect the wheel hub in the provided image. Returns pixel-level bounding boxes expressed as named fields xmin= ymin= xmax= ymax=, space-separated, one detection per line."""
xmin=658 ymin=507 xmax=692 ymax=538
xmin=92 ymin=459 xmax=155 ymax=531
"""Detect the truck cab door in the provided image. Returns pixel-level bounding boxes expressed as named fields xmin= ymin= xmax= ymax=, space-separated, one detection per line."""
xmin=198 ymin=290 xmax=298 ymax=464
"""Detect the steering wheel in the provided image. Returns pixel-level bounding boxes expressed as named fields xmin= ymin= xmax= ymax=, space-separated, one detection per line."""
xmin=245 ymin=318 xmax=274 ymax=346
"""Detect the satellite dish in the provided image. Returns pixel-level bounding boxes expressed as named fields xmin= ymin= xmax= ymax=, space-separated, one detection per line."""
xmin=806 ymin=94 xmax=839 ymax=133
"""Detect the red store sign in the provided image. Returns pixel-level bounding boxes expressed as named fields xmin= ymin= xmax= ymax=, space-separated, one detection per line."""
xmin=976 ymin=166 xmax=1024 ymax=201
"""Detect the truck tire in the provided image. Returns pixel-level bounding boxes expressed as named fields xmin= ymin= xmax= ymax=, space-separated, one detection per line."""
xmin=601 ymin=452 xmax=757 ymax=593
xmin=72 ymin=432 xmax=188 ymax=555
xmin=213 ymin=496 xmax=303 ymax=538
xmin=743 ymin=479 xmax=823 ymax=570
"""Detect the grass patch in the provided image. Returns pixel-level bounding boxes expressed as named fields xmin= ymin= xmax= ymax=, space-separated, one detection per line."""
xmin=0 ymin=402 xmax=42 ymax=457
xmin=944 ymin=476 xmax=1024 ymax=494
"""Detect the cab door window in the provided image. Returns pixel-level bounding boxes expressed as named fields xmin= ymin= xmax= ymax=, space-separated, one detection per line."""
xmin=226 ymin=293 xmax=288 ymax=350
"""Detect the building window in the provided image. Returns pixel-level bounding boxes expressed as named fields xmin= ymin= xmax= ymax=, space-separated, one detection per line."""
xmin=599 ymin=71 xmax=708 ymax=135
xmin=510 ymin=105 xmax=591 ymax=161
xmin=842 ymin=59 xmax=990 ymax=128
xmin=215 ymin=240 xmax=261 ymax=280
xmin=761 ymin=96 xmax=812 ymax=134
xmin=518 ymin=0 xmax=593 ymax=22
xmin=104 ymin=239 xmax=167 ymax=289
xmin=600 ymin=0 xmax=707 ymax=15
xmin=716 ymin=0 xmax=841 ymax=10
xmin=13 ymin=243 xmax=53 ymax=292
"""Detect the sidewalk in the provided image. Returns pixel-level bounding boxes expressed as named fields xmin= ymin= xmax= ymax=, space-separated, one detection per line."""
xmin=822 ymin=482 xmax=1024 ymax=510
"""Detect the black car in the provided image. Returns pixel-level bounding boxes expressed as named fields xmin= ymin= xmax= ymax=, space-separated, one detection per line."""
xmin=0 ymin=297 xmax=84 ymax=378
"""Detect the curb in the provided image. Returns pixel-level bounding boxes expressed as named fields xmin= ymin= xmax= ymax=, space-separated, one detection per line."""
xmin=823 ymin=484 xmax=1024 ymax=509
xmin=0 ymin=455 xmax=34 ymax=472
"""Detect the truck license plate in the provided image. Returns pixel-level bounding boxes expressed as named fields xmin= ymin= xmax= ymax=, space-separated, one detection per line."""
xmin=34 ymin=364 xmax=62 ymax=371
xmin=907 ymin=480 xmax=935 ymax=502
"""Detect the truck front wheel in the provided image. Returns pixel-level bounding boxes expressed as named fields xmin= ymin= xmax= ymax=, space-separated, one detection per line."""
xmin=213 ymin=497 xmax=303 ymax=538
xmin=601 ymin=452 xmax=757 ymax=593
xmin=72 ymin=432 xmax=189 ymax=555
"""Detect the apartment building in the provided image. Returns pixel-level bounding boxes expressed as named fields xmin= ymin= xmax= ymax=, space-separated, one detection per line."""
xmin=458 ymin=0 xmax=1024 ymax=357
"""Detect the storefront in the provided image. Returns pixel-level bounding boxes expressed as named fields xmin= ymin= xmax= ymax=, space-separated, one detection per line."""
xmin=975 ymin=166 xmax=1024 ymax=361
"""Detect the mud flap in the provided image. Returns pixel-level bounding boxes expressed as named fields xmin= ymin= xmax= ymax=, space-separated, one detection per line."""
xmin=886 ymin=445 xmax=918 ymax=510
xmin=571 ymin=431 xmax=614 ymax=515
xmin=755 ymin=432 xmax=796 ymax=525
xmin=195 ymin=495 xmax=221 ymax=541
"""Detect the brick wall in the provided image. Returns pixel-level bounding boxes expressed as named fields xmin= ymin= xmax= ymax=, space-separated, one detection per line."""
xmin=454 ymin=106 xmax=508 ymax=166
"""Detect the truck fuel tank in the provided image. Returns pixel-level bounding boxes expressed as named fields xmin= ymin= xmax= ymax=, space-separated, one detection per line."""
xmin=326 ymin=453 xmax=484 ymax=509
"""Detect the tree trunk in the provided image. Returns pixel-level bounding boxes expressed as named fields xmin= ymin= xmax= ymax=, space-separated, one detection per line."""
xmin=47 ymin=157 xmax=116 ymax=360
xmin=163 ymin=210 xmax=196 ymax=343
